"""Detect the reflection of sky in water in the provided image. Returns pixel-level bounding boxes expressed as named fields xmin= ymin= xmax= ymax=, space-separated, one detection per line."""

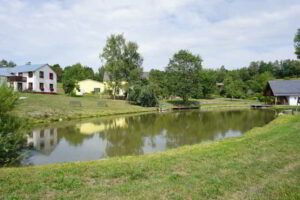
xmin=24 ymin=135 xmax=108 ymax=165
xmin=22 ymin=110 xmax=275 ymax=166
xmin=214 ymin=130 xmax=242 ymax=140
xmin=142 ymin=129 xmax=168 ymax=154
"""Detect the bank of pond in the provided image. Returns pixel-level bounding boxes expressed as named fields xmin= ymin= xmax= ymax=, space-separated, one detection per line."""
xmin=18 ymin=109 xmax=276 ymax=166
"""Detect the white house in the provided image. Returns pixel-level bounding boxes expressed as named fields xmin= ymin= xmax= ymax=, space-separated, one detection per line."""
xmin=0 ymin=63 xmax=57 ymax=93
xmin=264 ymin=80 xmax=300 ymax=106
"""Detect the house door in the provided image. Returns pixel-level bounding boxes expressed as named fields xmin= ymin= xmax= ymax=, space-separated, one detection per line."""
xmin=17 ymin=82 xmax=23 ymax=91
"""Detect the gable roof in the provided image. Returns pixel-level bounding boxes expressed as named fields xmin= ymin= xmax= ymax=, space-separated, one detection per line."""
xmin=10 ymin=64 xmax=48 ymax=73
xmin=78 ymin=79 xmax=104 ymax=84
xmin=103 ymin=71 xmax=150 ymax=81
xmin=0 ymin=64 xmax=49 ymax=76
xmin=141 ymin=72 xmax=149 ymax=79
xmin=268 ymin=80 xmax=300 ymax=96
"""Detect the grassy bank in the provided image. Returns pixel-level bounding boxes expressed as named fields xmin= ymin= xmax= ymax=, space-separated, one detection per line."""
xmin=1 ymin=115 xmax=300 ymax=199
xmin=14 ymin=93 xmax=155 ymax=124
xmin=165 ymin=98 xmax=258 ymax=111
xmin=14 ymin=92 xmax=258 ymax=124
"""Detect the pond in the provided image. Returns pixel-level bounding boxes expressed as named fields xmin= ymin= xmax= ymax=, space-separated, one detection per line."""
xmin=22 ymin=110 xmax=275 ymax=165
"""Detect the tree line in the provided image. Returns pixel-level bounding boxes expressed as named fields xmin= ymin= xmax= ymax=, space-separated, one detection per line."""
xmin=1 ymin=28 xmax=300 ymax=105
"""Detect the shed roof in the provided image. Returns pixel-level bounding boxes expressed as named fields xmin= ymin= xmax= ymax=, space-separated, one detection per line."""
xmin=268 ymin=80 xmax=300 ymax=96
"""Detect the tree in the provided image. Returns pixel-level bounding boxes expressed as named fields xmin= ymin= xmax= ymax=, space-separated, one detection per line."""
xmin=166 ymin=50 xmax=202 ymax=103
xmin=294 ymin=28 xmax=300 ymax=59
xmin=62 ymin=79 xmax=78 ymax=95
xmin=62 ymin=63 xmax=94 ymax=94
xmin=199 ymin=69 xmax=217 ymax=98
xmin=149 ymin=69 xmax=170 ymax=99
xmin=223 ymin=76 xmax=246 ymax=99
xmin=100 ymin=34 xmax=143 ymax=99
xmin=95 ymin=66 xmax=105 ymax=82
xmin=0 ymin=59 xmax=16 ymax=68
xmin=0 ymin=85 xmax=24 ymax=166
xmin=128 ymin=84 xmax=158 ymax=107
xmin=51 ymin=64 xmax=63 ymax=82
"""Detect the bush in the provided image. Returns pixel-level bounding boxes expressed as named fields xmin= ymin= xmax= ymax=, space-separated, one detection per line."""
xmin=0 ymin=86 xmax=25 ymax=166
xmin=139 ymin=86 xmax=158 ymax=107
xmin=0 ymin=115 xmax=24 ymax=166
xmin=128 ymin=85 xmax=158 ymax=107
xmin=62 ymin=79 xmax=79 ymax=95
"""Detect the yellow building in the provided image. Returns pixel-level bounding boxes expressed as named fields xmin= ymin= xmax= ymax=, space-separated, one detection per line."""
xmin=77 ymin=79 xmax=105 ymax=95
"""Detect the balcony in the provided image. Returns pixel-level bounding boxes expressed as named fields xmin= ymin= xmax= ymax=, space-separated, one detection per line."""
xmin=7 ymin=76 xmax=27 ymax=82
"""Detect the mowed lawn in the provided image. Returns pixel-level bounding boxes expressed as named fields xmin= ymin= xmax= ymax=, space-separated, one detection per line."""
xmin=1 ymin=115 xmax=300 ymax=199
xmin=13 ymin=93 xmax=155 ymax=123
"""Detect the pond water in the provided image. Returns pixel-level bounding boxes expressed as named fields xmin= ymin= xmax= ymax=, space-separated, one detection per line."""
xmin=22 ymin=110 xmax=275 ymax=165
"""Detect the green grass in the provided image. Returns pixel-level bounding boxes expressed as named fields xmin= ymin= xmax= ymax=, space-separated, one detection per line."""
xmin=1 ymin=115 xmax=300 ymax=199
xmin=165 ymin=98 xmax=259 ymax=110
xmin=14 ymin=93 xmax=155 ymax=124
xmin=196 ymin=98 xmax=259 ymax=111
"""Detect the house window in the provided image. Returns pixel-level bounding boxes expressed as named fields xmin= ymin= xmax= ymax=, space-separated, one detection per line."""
xmin=40 ymin=130 xmax=44 ymax=138
xmin=49 ymin=73 xmax=53 ymax=80
xmin=28 ymin=71 xmax=33 ymax=78
xmin=94 ymin=88 xmax=101 ymax=93
xmin=18 ymin=72 xmax=23 ymax=76
xmin=39 ymin=71 xmax=44 ymax=78
xmin=50 ymin=84 xmax=54 ymax=92
xmin=40 ymin=142 xmax=45 ymax=149
xmin=28 ymin=82 xmax=33 ymax=91
xmin=40 ymin=83 xmax=44 ymax=91
xmin=50 ymin=129 xmax=54 ymax=136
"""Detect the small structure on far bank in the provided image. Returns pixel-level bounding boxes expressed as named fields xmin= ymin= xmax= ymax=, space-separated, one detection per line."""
xmin=76 ymin=79 xmax=105 ymax=95
xmin=264 ymin=80 xmax=300 ymax=106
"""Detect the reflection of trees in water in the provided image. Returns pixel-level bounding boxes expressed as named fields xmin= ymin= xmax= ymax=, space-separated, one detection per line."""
xmin=58 ymin=126 xmax=93 ymax=146
xmin=98 ymin=116 xmax=147 ymax=157
xmin=53 ymin=110 xmax=274 ymax=157
xmin=97 ymin=110 xmax=274 ymax=154
xmin=158 ymin=110 xmax=275 ymax=148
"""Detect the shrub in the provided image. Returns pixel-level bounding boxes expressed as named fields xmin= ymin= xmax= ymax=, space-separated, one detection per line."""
xmin=128 ymin=85 xmax=158 ymax=107
xmin=0 ymin=115 xmax=24 ymax=166
xmin=62 ymin=79 xmax=79 ymax=95
xmin=0 ymin=86 xmax=25 ymax=166
xmin=139 ymin=85 xmax=158 ymax=107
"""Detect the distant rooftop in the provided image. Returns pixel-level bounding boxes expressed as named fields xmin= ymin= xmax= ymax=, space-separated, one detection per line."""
xmin=103 ymin=71 xmax=149 ymax=82
xmin=0 ymin=64 xmax=48 ymax=76
xmin=268 ymin=80 xmax=300 ymax=96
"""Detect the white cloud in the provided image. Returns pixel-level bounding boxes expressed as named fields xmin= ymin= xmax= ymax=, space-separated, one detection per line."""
xmin=0 ymin=0 xmax=299 ymax=71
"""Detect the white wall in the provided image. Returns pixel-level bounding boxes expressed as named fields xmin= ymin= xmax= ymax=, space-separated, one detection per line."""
xmin=24 ymin=65 xmax=57 ymax=93
xmin=78 ymin=79 xmax=105 ymax=94
xmin=0 ymin=76 xmax=7 ymax=85
xmin=288 ymin=96 xmax=299 ymax=106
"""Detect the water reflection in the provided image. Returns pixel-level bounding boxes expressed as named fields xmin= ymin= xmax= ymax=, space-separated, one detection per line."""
xmin=27 ymin=128 xmax=58 ymax=155
xmin=23 ymin=110 xmax=275 ymax=165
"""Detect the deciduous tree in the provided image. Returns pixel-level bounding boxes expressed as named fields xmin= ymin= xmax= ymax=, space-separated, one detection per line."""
xmin=294 ymin=28 xmax=300 ymax=59
xmin=166 ymin=50 xmax=202 ymax=103
xmin=100 ymin=34 xmax=143 ymax=99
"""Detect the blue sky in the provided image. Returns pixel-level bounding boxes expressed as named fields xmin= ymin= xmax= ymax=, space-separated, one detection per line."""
xmin=0 ymin=0 xmax=299 ymax=71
